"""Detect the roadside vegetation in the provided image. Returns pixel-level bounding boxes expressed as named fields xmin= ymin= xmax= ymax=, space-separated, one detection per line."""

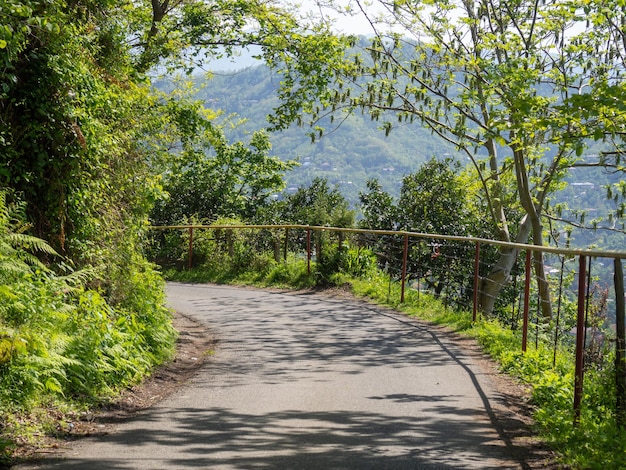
xmin=2 ymin=0 xmax=626 ymax=468
xmin=0 ymin=192 xmax=176 ymax=465
xmin=162 ymin=230 xmax=626 ymax=469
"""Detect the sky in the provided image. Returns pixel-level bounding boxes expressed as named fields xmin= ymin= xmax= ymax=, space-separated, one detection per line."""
xmin=204 ymin=0 xmax=379 ymax=71
xmin=298 ymin=0 xmax=379 ymax=35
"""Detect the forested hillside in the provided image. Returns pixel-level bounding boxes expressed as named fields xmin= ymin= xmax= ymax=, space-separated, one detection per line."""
xmin=160 ymin=64 xmax=626 ymax=248
xmin=172 ymin=65 xmax=457 ymax=203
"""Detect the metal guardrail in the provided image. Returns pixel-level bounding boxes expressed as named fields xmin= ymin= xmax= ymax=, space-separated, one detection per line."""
xmin=150 ymin=223 xmax=626 ymax=425
xmin=152 ymin=223 xmax=626 ymax=258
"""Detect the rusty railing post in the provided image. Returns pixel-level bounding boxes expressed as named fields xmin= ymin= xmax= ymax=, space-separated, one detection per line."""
xmin=574 ymin=255 xmax=587 ymax=425
xmin=284 ymin=228 xmax=289 ymax=262
xmin=401 ymin=233 xmax=409 ymax=303
xmin=614 ymin=258 xmax=626 ymax=428
xmin=522 ymin=249 xmax=531 ymax=352
xmin=188 ymin=226 xmax=194 ymax=270
xmin=473 ymin=242 xmax=480 ymax=322
xmin=306 ymin=227 xmax=311 ymax=275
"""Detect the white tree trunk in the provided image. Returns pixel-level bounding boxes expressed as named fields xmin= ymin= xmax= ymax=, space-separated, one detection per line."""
xmin=480 ymin=215 xmax=532 ymax=315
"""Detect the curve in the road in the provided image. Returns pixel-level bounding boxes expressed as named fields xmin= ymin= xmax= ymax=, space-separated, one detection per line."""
xmin=15 ymin=283 xmax=543 ymax=470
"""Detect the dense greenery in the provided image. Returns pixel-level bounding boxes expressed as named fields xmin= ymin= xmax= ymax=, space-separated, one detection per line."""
xmin=150 ymin=126 xmax=297 ymax=226
xmin=0 ymin=0 xmax=350 ymax=463
xmin=0 ymin=192 xmax=176 ymax=462
xmin=359 ymin=158 xmax=506 ymax=307
xmin=150 ymin=177 xmax=356 ymax=277
xmin=0 ymin=0 xmax=176 ymax=460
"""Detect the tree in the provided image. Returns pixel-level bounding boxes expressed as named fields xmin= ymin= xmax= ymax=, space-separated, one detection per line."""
xmin=298 ymin=0 xmax=626 ymax=317
xmin=359 ymin=179 xmax=397 ymax=231
xmin=151 ymin=125 xmax=297 ymax=225
xmin=0 ymin=0 xmax=349 ymax=267
xmin=359 ymin=158 xmax=495 ymax=303
xmin=402 ymin=158 xmax=497 ymax=300
xmin=281 ymin=177 xmax=354 ymax=228
xmin=278 ymin=177 xmax=354 ymax=264
xmin=397 ymin=158 xmax=473 ymax=235
xmin=0 ymin=0 xmax=158 ymax=261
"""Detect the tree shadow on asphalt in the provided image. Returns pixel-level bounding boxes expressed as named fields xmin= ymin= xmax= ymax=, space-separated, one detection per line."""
xmin=26 ymin=404 xmax=529 ymax=469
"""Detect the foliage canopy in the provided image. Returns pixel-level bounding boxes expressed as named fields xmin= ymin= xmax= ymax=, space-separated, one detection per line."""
xmin=292 ymin=0 xmax=626 ymax=316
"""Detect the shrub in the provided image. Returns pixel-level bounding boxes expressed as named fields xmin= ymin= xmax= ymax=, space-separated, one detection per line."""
xmin=0 ymin=191 xmax=176 ymax=461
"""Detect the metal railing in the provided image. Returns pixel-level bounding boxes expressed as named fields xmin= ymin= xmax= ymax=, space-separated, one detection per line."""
xmin=150 ymin=223 xmax=626 ymax=424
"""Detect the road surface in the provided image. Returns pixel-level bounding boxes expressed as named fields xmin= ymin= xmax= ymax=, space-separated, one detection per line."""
xmin=17 ymin=282 xmax=538 ymax=469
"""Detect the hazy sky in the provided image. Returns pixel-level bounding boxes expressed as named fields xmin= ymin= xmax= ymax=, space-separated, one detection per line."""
xmin=204 ymin=0 xmax=379 ymax=71
xmin=299 ymin=0 xmax=379 ymax=35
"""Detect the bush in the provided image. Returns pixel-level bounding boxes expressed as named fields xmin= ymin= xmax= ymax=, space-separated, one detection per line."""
xmin=0 ymin=192 xmax=176 ymax=461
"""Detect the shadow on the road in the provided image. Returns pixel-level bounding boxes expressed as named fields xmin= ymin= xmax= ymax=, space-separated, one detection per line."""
xmin=26 ymin=404 xmax=528 ymax=469
xmin=188 ymin=293 xmax=455 ymax=375
xmin=17 ymin=285 xmax=542 ymax=469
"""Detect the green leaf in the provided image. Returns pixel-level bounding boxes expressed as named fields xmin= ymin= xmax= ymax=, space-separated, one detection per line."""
xmin=575 ymin=144 xmax=584 ymax=156
xmin=45 ymin=377 xmax=64 ymax=395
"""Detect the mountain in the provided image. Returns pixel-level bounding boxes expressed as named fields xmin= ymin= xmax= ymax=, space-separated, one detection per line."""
xmin=184 ymin=65 xmax=457 ymax=205
xmin=155 ymin=64 xmax=625 ymax=249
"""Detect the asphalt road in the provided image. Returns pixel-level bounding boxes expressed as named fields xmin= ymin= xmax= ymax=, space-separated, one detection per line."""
xmin=17 ymin=282 xmax=535 ymax=469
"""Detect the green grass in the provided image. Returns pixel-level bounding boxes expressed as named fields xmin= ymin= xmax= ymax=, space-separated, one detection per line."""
xmin=165 ymin=255 xmax=626 ymax=469
xmin=164 ymin=253 xmax=317 ymax=289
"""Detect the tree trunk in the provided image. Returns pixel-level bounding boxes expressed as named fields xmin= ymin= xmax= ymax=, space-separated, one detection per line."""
xmin=514 ymin=147 xmax=553 ymax=319
xmin=477 ymin=138 xmax=518 ymax=315
xmin=480 ymin=215 xmax=552 ymax=319
xmin=530 ymin=216 xmax=553 ymax=319
xmin=480 ymin=215 xmax=532 ymax=315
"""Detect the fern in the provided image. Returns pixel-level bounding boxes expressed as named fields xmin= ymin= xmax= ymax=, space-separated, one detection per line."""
xmin=0 ymin=189 xmax=176 ymax=458
xmin=0 ymin=191 xmax=59 ymax=283
xmin=7 ymin=232 xmax=59 ymax=258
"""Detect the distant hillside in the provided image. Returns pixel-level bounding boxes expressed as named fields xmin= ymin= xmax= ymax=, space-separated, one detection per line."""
xmin=180 ymin=65 xmax=457 ymax=205
xmin=155 ymin=64 xmax=625 ymax=251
